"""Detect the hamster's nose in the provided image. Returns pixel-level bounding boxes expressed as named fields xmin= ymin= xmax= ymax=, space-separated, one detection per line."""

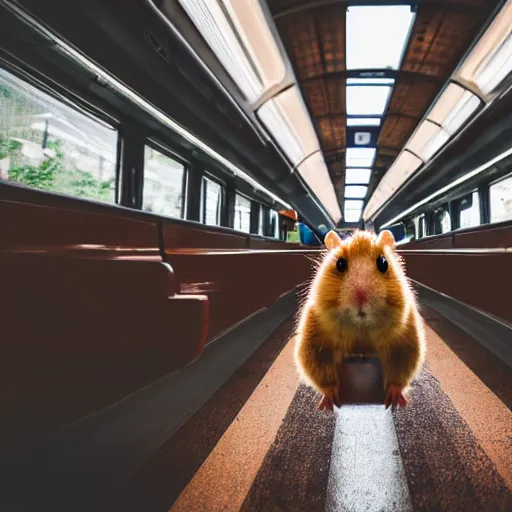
xmin=354 ymin=287 xmax=369 ymax=308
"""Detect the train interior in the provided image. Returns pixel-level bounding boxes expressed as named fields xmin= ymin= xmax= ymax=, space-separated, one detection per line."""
xmin=0 ymin=0 xmax=511 ymax=510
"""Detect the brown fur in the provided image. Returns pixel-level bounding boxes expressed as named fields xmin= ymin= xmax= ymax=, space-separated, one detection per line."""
xmin=294 ymin=229 xmax=426 ymax=399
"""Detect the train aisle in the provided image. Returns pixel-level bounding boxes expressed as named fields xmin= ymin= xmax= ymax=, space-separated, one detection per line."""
xmin=108 ymin=302 xmax=512 ymax=512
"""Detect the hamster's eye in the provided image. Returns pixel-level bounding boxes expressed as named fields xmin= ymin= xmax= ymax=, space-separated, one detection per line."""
xmin=336 ymin=257 xmax=348 ymax=273
xmin=376 ymin=255 xmax=388 ymax=273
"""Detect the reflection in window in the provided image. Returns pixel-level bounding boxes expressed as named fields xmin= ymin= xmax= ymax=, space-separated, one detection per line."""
xmin=143 ymin=146 xmax=185 ymax=218
xmin=490 ymin=175 xmax=512 ymax=223
xmin=201 ymin=176 xmax=223 ymax=226
xmin=0 ymin=67 xmax=117 ymax=202
xmin=440 ymin=210 xmax=451 ymax=233
xmin=234 ymin=193 xmax=251 ymax=233
xmin=459 ymin=191 xmax=480 ymax=229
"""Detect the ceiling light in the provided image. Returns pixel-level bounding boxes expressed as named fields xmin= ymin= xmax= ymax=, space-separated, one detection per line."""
xmin=346 ymin=147 xmax=376 ymax=167
xmin=345 ymin=185 xmax=367 ymax=199
xmin=405 ymin=120 xmax=440 ymax=160
xmin=346 ymin=5 xmax=415 ymax=70
xmin=347 ymin=78 xmax=395 ymax=85
xmin=258 ymin=85 xmax=320 ymax=166
xmin=177 ymin=0 xmax=286 ymax=103
xmin=347 ymin=118 xmax=381 ymax=127
xmin=297 ymin=152 xmax=342 ymax=222
xmin=428 ymin=83 xmax=481 ymax=135
xmin=344 ymin=199 xmax=364 ymax=223
xmin=344 ymin=209 xmax=362 ymax=223
xmin=457 ymin=0 xmax=512 ymax=96
xmin=346 ymin=85 xmax=392 ymax=116
xmin=345 ymin=168 xmax=372 ymax=184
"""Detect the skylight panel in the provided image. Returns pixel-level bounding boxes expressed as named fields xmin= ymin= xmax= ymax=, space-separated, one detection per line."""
xmin=344 ymin=210 xmax=362 ymax=223
xmin=344 ymin=199 xmax=364 ymax=222
xmin=345 ymin=168 xmax=371 ymax=184
xmin=346 ymin=148 xmax=376 ymax=168
xmin=347 ymin=118 xmax=381 ymax=127
xmin=346 ymin=86 xmax=391 ymax=116
xmin=347 ymin=78 xmax=395 ymax=85
xmin=345 ymin=185 xmax=367 ymax=199
xmin=346 ymin=6 xmax=415 ymax=70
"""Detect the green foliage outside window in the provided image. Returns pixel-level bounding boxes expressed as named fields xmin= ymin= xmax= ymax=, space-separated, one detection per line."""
xmin=0 ymin=136 xmax=114 ymax=201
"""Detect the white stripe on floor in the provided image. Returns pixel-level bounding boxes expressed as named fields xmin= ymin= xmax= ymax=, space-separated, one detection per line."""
xmin=325 ymin=405 xmax=413 ymax=512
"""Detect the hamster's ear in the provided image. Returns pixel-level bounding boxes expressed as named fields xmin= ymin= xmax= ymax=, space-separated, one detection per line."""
xmin=324 ymin=230 xmax=342 ymax=250
xmin=377 ymin=229 xmax=395 ymax=248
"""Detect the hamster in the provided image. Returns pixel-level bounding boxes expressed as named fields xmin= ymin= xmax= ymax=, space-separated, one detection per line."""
xmin=294 ymin=229 xmax=426 ymax=411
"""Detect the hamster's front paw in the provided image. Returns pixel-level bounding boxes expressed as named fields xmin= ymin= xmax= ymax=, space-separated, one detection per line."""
xmin=318 ymin=385 xmax=341 ymax=411
xmin=384 ymin=383 xmax=407 ymax=409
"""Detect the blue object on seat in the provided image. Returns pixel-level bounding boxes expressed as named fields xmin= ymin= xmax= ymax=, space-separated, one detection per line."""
xmin=298 ymin=223 xmax=322 ymax=246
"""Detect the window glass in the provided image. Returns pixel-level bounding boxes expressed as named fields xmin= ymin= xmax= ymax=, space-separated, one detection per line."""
xmin=201 ymin=176 xmax=223 ymax=226
xmin=270 ymin=209 xmax=279 ymax=238
xmin=418 ymin=214 xmax=426 ymax=238
xmin=489 ymin=175 xmax=512 ymax=223
xmin=0 ymin=68 xmax=118 ymax=202
xmin=258 ymin=205 xmax=264 ymax=235
xmin=440 ymin=210 xmax=451 ymax=233
xmin=459 ymin=191 xmax=480 ymax=229
xmin=143 ymin=146 xmax=185 ymax=217
xmin=234 ymin=193 xmax=251 ymax=233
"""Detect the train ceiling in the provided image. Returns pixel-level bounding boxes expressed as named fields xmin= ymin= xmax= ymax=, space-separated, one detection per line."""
xmin=266 ymin=0 xmax=505 ymax=224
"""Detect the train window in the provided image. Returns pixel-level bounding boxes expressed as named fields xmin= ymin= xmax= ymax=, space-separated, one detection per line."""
xmin=258 ymin=205 xmax=264 ymax=235
xmin=418 ymin=214 xmax=426 ymax=238
xmin=459 ymin=190 xmax=480 ymax=229
xmin=440 ymin=210 xmax=451 ymax=233
xmin=143 ymin=146 xmax=185 ymax=218
xmin=234 ymin=193 xmax=251 ymax=233
xmin=489 ymin=175 xmax=512 ymax=223
xmin=201 ymin=176 xmax=223 ymax=226
xmin=0 ymin=67 xmax=118 ymax=203
xmin=270 ymin=209 xmax=279 ymax=238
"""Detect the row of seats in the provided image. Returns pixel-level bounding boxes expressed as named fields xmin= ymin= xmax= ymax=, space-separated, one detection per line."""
xmin=0 ymin=197 xmax=319 ymax=450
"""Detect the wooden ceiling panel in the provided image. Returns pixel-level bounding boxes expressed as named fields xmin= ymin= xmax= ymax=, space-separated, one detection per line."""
xmin=275 ymin=5 xmax=346 ymax=81
xmin=324 ymin=78 xmax=345 ymax=115
xmin=328 ymin=161 xmax=344 ymax=178
xmin=378 ymin=114 xmax=418 ymax=149
xmin=402 ymin=3 xmax=499 ymax=78
xmin=302 ymin=78 xmax=345 ymax=117
xmin=315 ymin=115 xmax=346 ymax=153
xmin=276 ymin=13 xmax=322 ymax=80
xmin=386 ymin=80 xmax=438 ymax=118
xmin=302 ymin=81 xmax=328 ymax=117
